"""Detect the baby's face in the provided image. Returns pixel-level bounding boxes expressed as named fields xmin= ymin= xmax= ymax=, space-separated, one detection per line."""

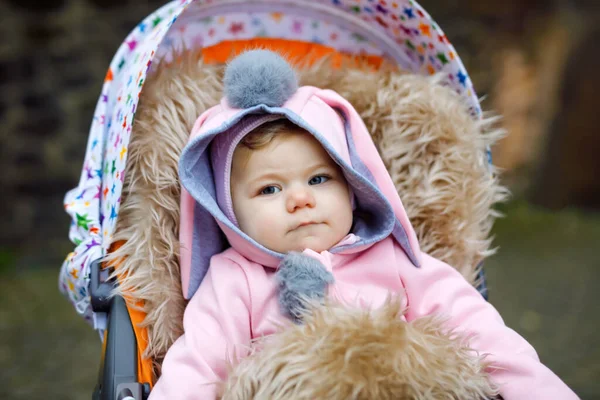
xmin=231 ymin=131 xmax=353 ymax=253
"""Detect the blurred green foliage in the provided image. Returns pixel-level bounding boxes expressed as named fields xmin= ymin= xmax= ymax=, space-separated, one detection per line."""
xmin=0 ymin=249 xmax=16 ymax=274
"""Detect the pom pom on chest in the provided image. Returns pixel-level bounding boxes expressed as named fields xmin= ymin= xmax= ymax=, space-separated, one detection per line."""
xmin=276 ymin=252 xmax=334 ymax=323
xmin=224 ymin=50 xmax=298 ymax=109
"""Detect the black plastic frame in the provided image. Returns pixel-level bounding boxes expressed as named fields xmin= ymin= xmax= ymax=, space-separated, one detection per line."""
xmin=90 ymin=260 xmax=149 ymax=400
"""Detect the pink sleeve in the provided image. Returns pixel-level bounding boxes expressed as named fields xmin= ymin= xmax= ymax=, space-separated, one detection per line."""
xmin=149 ymin=254 xmax=252 ymax=400
xmin=399 ymin=251 xmax=579 ymax=399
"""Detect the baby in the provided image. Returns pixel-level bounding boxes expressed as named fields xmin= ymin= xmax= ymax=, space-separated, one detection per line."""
xmin=150 ymin=50 xmax=577 ymax=399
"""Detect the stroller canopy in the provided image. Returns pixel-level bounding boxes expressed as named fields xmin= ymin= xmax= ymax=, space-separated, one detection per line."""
xmin=59 ymin=0 xmax=481 ymax=328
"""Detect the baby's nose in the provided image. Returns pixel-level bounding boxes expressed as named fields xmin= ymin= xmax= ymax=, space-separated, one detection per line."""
xmin=286 ymin=187 xmax=316 ymax=212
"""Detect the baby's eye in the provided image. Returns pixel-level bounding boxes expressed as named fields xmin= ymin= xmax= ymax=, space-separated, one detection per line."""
xmin=260 ymin=185 xmax=281 ymax=195
xmin=309 ymin=175 xmax=330 ymax=185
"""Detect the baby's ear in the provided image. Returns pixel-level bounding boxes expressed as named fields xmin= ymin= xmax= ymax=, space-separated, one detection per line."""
xmin=224 ymin=50 xmax=298 ymax=108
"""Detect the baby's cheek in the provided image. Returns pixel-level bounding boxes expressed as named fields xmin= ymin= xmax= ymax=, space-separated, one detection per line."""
xmin=253 ymin=209 xmax=283 ymax=237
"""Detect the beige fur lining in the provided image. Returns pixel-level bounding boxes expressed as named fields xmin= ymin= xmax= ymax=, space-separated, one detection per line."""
xmin=106 ymin=51 xmax=507 ymax=376
xmin=220 ymin=299 xmax=498 ymax=399
xmin=106 ymin=53 xmax=225 ymax=371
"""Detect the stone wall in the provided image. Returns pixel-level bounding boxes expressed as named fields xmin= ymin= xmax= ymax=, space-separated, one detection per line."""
xmin=1 ymin=0 xmax=598 ymax=265
xmin=0 ymin=0 xmax=166 ymax=262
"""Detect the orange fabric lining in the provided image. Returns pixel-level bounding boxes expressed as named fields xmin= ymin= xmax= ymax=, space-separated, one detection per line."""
xmin=197 ymin=38 xmax=384 ymax=68
xmin=107 ymin=240 xmax=154 ymax=388
xmin=114 ymin=38 xmax=384 ymax=386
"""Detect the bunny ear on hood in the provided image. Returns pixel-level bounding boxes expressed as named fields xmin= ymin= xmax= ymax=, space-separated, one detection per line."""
xmin=178 ymin=50 xmax=421 ymax=300
xmin=314 ymin=89 xmax=422 ymax=265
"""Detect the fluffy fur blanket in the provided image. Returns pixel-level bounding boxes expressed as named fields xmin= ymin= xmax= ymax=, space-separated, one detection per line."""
xmin=219 ymin=300 xmax=498 ymax=399
xmin=105 ymin=51 xmax=507 ymax=381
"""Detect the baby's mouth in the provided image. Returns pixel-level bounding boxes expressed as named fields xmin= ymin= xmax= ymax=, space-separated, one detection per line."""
xmin=290 ymin=221 xmax=321 ymax=232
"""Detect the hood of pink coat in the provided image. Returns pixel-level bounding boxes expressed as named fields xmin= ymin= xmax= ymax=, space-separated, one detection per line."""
xmin=178 ymin=86 xmax=421 ymax=299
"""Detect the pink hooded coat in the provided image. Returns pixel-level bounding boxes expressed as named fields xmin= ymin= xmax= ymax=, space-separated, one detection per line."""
xmin=150 ymin=53 xmax=578 ymax=399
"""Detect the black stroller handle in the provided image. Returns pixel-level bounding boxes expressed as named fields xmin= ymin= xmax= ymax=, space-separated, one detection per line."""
xmin=90 ymin=259 xmax=150 ymax=400
xmin=90 ymin=259 xmax=115 ymax=313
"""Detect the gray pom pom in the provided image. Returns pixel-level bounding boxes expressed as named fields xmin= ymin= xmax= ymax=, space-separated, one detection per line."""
xmin=224 ymin=50 xmax=298 ymax=108
xmin=276 ymin=252 xmax=334 ymax=323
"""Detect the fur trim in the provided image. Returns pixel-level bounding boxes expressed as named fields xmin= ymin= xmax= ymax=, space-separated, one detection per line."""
xmin=106 ymin=50 xmax=507 ymax=378
xmin=219 ymin=300 xmax=498 ymax=399
xmin=104 ymin=52 xmax=225 ymax=372
xmin=369 ymin=75 xmax=509 ymax=282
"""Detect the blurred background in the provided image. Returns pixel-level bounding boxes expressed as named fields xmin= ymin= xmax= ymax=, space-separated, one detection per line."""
xmin=0 ymin=0 xmax=599 ymax=398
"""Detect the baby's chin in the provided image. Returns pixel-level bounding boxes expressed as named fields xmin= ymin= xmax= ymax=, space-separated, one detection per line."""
xmin=276 ymin=235 xmax=339 ymax=254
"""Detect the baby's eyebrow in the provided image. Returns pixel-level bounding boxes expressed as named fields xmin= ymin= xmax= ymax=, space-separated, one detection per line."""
xmin=307 ymin=163 xmax=333 ymax=171
xmin=247 ymin=172 xmax=284 ymax=186
xmin=297 ymin=162 xmax=338 ymax=175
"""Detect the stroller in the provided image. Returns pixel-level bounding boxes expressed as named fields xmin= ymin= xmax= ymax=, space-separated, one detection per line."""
xmin=59 ymin=0 xmax=506 ymax=399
